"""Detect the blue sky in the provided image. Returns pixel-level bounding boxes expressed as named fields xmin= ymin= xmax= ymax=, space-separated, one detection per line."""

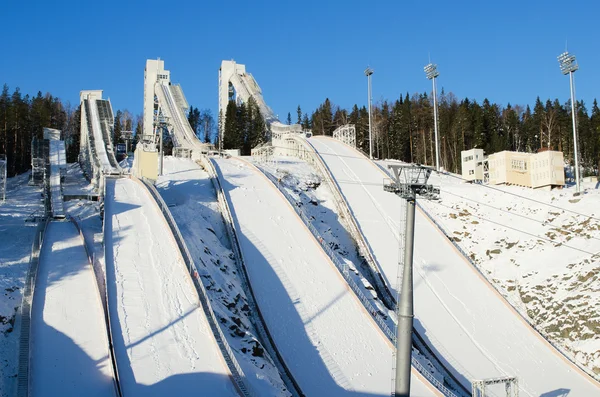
xmin=2 ymin=0 xmax=598 ymax=121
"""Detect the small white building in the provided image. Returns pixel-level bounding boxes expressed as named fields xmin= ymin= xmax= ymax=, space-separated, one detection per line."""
xmin=530 ymin=150 xmax=565 ymax=189
xmin=461 ymin=148 xmax=485 ymax=181
xmin=464 ymin=148 xmax=565 ymax=190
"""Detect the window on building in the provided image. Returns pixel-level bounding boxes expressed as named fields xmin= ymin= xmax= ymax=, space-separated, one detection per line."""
xmin=469 ymin=170 xmax=474 ymax=175
xmin=511 ymin=159 xmax=527 ymax=171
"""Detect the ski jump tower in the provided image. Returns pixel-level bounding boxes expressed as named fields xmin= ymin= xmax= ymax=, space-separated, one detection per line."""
xmin=219 ymin=60 xmax=303 ymax=144
xmin=143 ymin=59 xmax=212 ymax=162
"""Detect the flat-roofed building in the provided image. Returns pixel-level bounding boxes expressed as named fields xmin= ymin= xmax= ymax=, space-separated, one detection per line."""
xmin=463 ymin=148 xmax=565 ymax=189
xmin=488 ymin=151 xmax=531 ymax=187
xmin=461 ymin=148 xmax=485 ymax=181
xmin=530 ymin=150 xmax=565 ymax=189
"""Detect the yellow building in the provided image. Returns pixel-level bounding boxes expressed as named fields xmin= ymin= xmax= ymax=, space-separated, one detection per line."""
xmin=462 ymin=149 xmax=565 ymax=190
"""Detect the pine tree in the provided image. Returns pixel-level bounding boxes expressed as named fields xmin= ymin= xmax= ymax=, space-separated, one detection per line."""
xmin=297 ymin=105 xmax=302 ymax=125
xmin=223 ymin=100 xmax=239 ymax=150
xmin=114 ymin=110 xmax=122 ymax=146
xmin=286 ymin=112 xmax=292 ymax=125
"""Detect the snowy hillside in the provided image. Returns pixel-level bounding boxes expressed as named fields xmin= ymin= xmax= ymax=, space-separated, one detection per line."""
xmin=406 ymin=166 xmax=600 ymax=377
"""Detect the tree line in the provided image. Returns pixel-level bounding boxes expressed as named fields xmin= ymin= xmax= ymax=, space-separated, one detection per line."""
xmin=221 ymin=97 xmax=269 ymax=155
xmin=2 ymin=81 xmax=598 ymax=178
xmin=299 ymin=92 xmax=600 ymax=175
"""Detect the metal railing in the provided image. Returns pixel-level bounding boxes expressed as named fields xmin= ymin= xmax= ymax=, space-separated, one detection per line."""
xmin=263 ymin=139 xmax=472 ymax=396
xmin=290 ymin=137 xmax=395 ymax=309
xmin=68 ymin=215 xmax=122 ymax=397
xmin=138 ymin=177 xmax=255 ymax=397
xmin=199 ymin=156 xmax=304 ymax=397
xmin=16 ymin=217 xmax=49 ymax=397
xmin=255 ymin=165 xmax=459 ymax=397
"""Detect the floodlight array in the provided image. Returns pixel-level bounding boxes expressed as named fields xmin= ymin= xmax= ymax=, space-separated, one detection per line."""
xmin=557 ymin=51 xmax=578 ymax=75
xmin=424 ymin=63 xmax=440 ymax=80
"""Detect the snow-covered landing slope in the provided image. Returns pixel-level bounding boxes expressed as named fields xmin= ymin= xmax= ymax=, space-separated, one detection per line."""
xmin=155 ymin=157 xmax=289 ymax=397
xmin=104 ymin=178 xmax=237 ymax=397
xmin=213 ymin=156 xmax=437 ymax=397
xmin=30 ymin=221 xmax=116 ymax=397
xmin=308 ymin=136 xmax=600 ymax=397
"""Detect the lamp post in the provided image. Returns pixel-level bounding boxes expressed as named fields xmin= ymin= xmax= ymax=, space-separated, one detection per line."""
xmin=364 ymin=66 xmax=374 ymax=159
xmin=383 ymin=165 xmax=439 ymax=396
xmin=424 ymin=63 xmax=440 ymax=171
xmin=557 ymin=51 xmax=580 ymax=193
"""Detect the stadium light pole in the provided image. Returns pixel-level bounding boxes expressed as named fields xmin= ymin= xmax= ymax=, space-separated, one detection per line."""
xmin=365 ymin=66 xmax=374 ymax=159
xmin=557 ymin=51 xmax=581 ymax=193
xmin=424 ymin=63 xmax=440 ymax=171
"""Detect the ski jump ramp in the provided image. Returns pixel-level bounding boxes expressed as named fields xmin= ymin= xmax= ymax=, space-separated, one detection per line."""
xmin=103 ymin=177 xmax=238 ymax=396
xmin=213 ymin=156 xmax=438 ymax=397
xmin=307 ymin=136 xmax=600 ymax=397
xmin=30 ymin=221 xmax=117 ymax=397
xmin=143 ymin=59 xmax=211 ymax=159
xmin=79 ymin=90 xmax=121 ymax=182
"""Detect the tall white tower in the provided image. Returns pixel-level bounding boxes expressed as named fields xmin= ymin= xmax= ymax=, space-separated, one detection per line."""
xmin=143 ymin=59 xmax=170 ymax=138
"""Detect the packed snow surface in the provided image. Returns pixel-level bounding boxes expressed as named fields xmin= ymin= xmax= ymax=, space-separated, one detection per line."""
xmin=414 ymin=167 xmax=600 ymax=375
xmin=0 ymin=172 xmax=43 ymax=396
xmin=156 ymin=156 xmax=289 ymax=396
xmin=308 ymin=136 xmax=600 ymax=396
xmin=213 ymin=156 xmax=436 ymax=396
xmin=104 ymin=177 xmax=237 ymax=396
xmin=30 ymin=221 xmax=116 ymax=397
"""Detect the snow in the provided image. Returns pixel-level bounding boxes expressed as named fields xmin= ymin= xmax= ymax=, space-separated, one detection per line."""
xmin=88 ymin=100 xmax=118 ymax=174
xmin=155 ymin=156 xmax=289 ymax=397
xmin=30 ymin=221 xmax=116 ymax=397
xmin=251 ymin=156 xmax=452 ymax=389
xmin=308 ymin=136 xmax=600 ymax=397
xmin=104 ymin=177 xmax=237 ymax=396
xmin=412 ymin=166 xmax=600 ymax=375
xmin=213 ymin=156 xmax=436 ymax=397
xmin=0 ymin=172 xmax=43 ymax=397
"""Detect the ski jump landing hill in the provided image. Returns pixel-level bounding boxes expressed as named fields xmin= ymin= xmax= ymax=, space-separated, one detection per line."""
xmin=212 ymin=155 xmax=439 ymax=397
xmin=29 ymin=221 xmax=118 ymax=397
xmin=143 ymin=59 xmax=211 ymax=160
xmin=305 ymin=135 xmax=600 ymax=397
xmin=79 ymin=90 xmax=122 ymax=183
xmin=103 ymin=177 xmax=239 ymax=397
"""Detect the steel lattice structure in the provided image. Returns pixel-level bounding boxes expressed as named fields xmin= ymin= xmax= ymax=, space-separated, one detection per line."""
xmin=472 ymin=376 xmax=519 ymax=397
xmin=333 ymin=124 xmax=356 ymax=148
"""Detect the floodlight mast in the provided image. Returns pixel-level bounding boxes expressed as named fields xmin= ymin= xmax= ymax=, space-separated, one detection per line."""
xmin=557 ymin=51 xmax=580 ymax=193
xmin=365 ymin=67 xmax=374 ymax=159
xmin=424 ymin=63 xmax=440 ymax=171
xmin=383 ymin=164 xmax=439 ymax=396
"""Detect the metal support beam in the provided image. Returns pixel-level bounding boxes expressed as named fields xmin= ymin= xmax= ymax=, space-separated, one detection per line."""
xmin=384 ymin=164 xmax=438 ymax=396
xmin=569 ymin=71 xmax=580 ymax=193
xmin=395 ymin=196 xmax=415 ymax=396
xmin=557 ymin=51 xmax=580 ymax=193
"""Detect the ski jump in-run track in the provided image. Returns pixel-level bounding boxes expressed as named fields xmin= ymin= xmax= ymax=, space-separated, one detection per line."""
xmin=30 ymin=221 xmax=117 ymax=397
xmin=103 ymin=177 xmax=239 ymax=397
xmin=307 ymin=135 xmax=600 ymax=397
xmin=212 ymin=156 xmax=439 ymax=397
